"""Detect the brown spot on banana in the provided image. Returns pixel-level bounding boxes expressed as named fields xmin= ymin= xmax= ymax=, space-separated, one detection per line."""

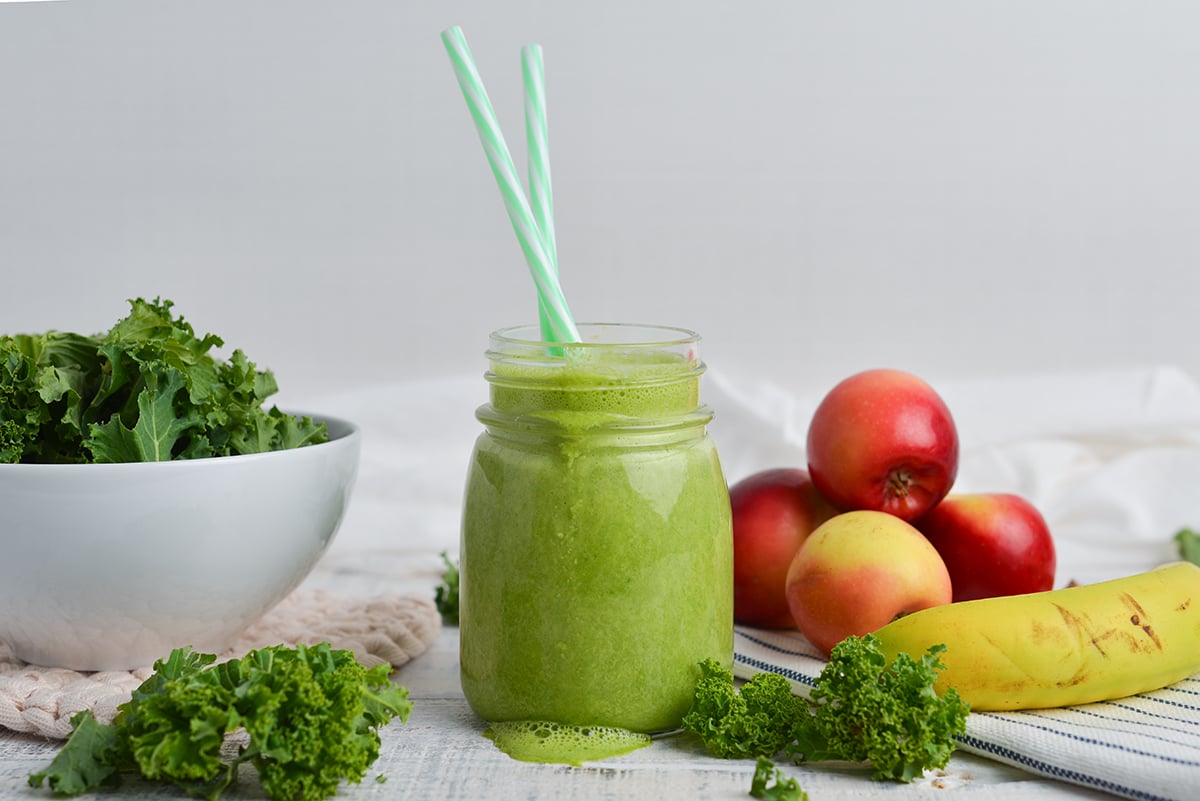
xmin=1120 ymin=592 xmax=1164 ymax=651
xmin=1054 ymin=603 xmax=1107 ymax=657
xmin=1029 ymin=619 xmax=1058 ymax=646
xmin=1057 ymin=670 xmax=1091 ymax=688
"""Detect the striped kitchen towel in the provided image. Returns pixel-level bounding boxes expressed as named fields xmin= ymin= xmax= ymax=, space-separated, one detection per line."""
xmin=734 ymin=626 xmax=1200 ymax=801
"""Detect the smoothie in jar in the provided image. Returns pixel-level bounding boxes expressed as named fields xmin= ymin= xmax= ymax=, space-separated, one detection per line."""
xmin=459 ymin=324 xmax=733 ymax=739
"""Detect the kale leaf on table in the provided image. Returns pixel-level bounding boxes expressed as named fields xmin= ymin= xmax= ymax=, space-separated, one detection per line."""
xmin=750 ymin=757 xmax=808 ymax=801
xmin=434 ymin=552 xmax=460 ymax=625
xmin=0 ymin=297 xmax=325 ymax=463
xmin=28 ymin=643 xmax=413 ymax=801
xmin=683 ymin=634 xmax=969 ymax=785
xmin=681 ymin=659 xmax=804 ymax=760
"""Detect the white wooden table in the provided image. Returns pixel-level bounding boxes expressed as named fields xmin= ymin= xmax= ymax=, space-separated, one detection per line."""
xmin=8 ymin=365 xmax=1193 ymax=801
xmin=0 ymin=549 xmax=1115 ymax=801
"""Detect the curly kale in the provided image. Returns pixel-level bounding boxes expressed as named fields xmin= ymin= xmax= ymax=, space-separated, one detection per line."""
xmin=795 ymin=635 xmax=968 ymax=781
xmin=28 ymin=644 xmax=412 ymax=801
xmin=750 ymin=756 xmax=808 ymax=801
xmin=683 ymin=634 xmax=969 ymax=784
xmin=434 ymin=552 xmax=460 ymax=625
xmin=0 ymin=297 xmax=325 ymax=463
xmin=681 ymin=659 xmax=805 ymax=759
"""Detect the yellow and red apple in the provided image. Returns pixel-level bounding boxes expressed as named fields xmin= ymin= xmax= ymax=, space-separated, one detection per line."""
xmin=730 ymin=468 xmax=838 ymax=628
xmin=806 ymin=369 xmax=958 ymax=522
xmin=785 ymin=510 xmax=953 ymax=655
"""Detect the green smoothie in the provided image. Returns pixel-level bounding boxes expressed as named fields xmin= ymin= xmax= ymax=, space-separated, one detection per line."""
xmin=459 ymin=325 xmax=734 ymax=740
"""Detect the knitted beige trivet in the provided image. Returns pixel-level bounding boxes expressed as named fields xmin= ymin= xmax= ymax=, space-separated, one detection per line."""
xmin=0 ymin=589 xmax=442 ymax=739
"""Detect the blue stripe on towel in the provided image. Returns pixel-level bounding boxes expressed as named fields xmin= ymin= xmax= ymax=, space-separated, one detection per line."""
xmin=733 ymin=629 xmax=821 ymax=661
xmin=732 ymin=650 xmax=817 ymax=689
xmin=956 ymin=732 xmax=1172 ymax=801
xmin=983 ymin=711 xmax=1200 ymax=767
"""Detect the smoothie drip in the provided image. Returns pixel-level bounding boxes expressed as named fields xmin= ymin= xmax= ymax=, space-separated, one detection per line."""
xmin=484 ymin=721 xmax=651 ymax=766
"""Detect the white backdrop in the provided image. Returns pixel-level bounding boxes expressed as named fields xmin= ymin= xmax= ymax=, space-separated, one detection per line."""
xmin=2 ymin=0 xmax=1199 ymax=408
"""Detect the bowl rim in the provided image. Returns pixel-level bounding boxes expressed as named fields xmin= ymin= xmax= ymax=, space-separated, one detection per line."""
xmin=0 ymin=411 xmax=359 ymax=471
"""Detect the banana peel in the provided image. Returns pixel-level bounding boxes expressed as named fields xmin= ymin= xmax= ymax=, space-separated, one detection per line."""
xmin=873 ymin=561 xmax=1200 ymax=711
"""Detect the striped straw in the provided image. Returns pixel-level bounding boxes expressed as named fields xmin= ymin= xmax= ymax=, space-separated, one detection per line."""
xmin=521 ymin=44 xmax=558 ymax=342
xmin=441 ymin=26 xmax=579 ymax=343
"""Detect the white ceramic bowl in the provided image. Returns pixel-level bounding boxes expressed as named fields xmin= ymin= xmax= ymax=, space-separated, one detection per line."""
xmin=0 ymin=414 xmax=361 ymax=671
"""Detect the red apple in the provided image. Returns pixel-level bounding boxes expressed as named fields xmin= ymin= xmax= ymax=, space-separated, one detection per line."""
xmin=785 ymin=510 xmax=953 ymax=655
xmin=916 ymin=493 xmax=1056 ymax=602
xmin=730 ymin=468 xmax=838 ymax=628
xmin=806 ymin=368 xmax=959 ymax=522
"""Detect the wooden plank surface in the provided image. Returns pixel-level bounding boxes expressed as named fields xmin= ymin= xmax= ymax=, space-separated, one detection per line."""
xmin=0 ymin=554 xmax=1117 ymax=801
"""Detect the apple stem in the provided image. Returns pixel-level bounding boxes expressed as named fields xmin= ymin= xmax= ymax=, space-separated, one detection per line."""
xmin=888 ymin=469 xmax=912 ymax=497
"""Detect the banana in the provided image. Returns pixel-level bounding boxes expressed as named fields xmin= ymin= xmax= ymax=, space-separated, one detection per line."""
xmin=872 ymin=561 xmax=1200 ymax=711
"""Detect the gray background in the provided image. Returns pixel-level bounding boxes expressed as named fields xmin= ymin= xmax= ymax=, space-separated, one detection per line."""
xmin=2 ymin=0 xmax=1198 ymax=405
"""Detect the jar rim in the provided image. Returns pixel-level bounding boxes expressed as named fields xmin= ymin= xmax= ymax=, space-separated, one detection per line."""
xmin=486 ymin=323 xmax=703 ymax=376
xmin=490 ymin=322 xmax=700 ymax=350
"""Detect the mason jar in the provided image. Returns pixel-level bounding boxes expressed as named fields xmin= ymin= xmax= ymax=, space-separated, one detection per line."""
xmin=459 ymin=323 xmax=733 ymax=734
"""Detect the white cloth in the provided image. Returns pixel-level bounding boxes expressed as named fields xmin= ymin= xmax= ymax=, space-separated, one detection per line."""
xmin=733 ymin=626 xmax=1200 ymax=801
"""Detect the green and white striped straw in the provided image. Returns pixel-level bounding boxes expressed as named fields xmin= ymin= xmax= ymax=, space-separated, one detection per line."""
xmin=441 ymin=26 xmax=579 ymax=344
xmin=521 ymin=44 xmax=558 ymax=342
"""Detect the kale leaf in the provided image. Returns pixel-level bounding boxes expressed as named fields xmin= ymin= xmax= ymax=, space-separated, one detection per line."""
xmin=795 ymin=636 xmax=968 ymax=782
xmin=0 ymin=298 xmax=325 ymax=463
xmin=681 ymin=659 xmax=804 ymax=759
xmin=29 ymin=643 xmax=412 ymax=801
xmin=1175 ymin=528 xmax=1200 ymax=567
xmin=434 ymin=552 xmax=460 ymax=625
xmin=750 ymin=757 xmax=808 ymax=801
xmin=683 ymin=634 xmax=969 ymax=784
